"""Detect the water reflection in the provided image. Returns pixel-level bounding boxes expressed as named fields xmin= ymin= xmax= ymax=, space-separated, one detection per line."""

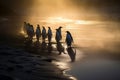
xmin=47 ymin=42 xmax=53 ymax=53
xmin=56 ymin=42 xmax=66 ymax=55
xmin=41 ymin=41 xmax=47 ymax=52
xmin=34 ymin=40 xmax=41 ymax=48
xmin=34 ymin=40 xmax=41 ymax=52
xmin=24 ymin=39 xmax=33 ymax=48
xmin=66 ymin=47 xmax=76 ymax=62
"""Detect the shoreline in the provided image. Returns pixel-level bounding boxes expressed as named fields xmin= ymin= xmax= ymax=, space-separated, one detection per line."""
xmin=0 ymin=34 xmax=76 ymax=80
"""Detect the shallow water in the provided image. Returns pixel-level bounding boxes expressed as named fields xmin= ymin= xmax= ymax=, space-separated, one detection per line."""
xmin=52 ymin=21 xmax=120 ymax=80
xmin=66 ymin=53 xmax=120 ymax=80
xmin=63 ymin=21 xmax=120 ymax=80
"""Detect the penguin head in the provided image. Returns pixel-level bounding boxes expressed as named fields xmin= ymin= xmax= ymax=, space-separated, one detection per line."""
xmin=28 ymin=23 xmax=30 ymax=26
xmin=37 ymin=24 xmax=40 ymax=27
xmin=59 ymin=26 xmax=62 ymax=29
xmin=42 ymin=26 xmax=45 ymax=29
xmin=24 ymin=22 xmax=26 ymax=24
xmin=31 ymin=25 xmax=33 ymax=27
xmin=66 ymin=31 xmax=70 ymax=34
xmin=56 ymin=29 xmax=59 ymax=31
xmin=48 ymin=27 xmax=50 ymax=29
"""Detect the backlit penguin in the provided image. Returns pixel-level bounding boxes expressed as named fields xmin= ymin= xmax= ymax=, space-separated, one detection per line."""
xmin=58 ymin=26 xmax=62 ymax=40
xmin=26 ymin=23 xmax=31 ymax=38
xmin=29 ymin=25 xmax=34 ymax=40
xmin=36 ymin=24 xmax=41 ymax=41
xmin=47 ymin=27 xmax=52 ymax=42
xmin=42 ymin=26 xmax=47 ymax=41
xmin=65 ymin=31 xmax=73 ymax=47
xmin=55 ymin=29 xmax=61 ymax=42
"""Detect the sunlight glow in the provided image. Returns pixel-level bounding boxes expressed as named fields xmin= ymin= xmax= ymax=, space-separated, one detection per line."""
xmin=75 ymin=20 xmax=91 ymax=24
xmin=20 ymin=29 xmax=28 ymax=37
xmin=40 ymin=17 xmax=97 ymax=25
xmin=20 ymin=30 xmax=25 ymax=34
xmin=20 ymin=30 xmax=25 ymax=35
xmin=41 ymin=17 xmax=73 ymax=24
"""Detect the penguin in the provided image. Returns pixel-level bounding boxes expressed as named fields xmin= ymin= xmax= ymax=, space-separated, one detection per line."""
xmin=55 ymin=29 xmax=61 ymax=42
xmin=47 ymin=27 xmax=52 ymax=42
xmin=58 ymin=26 xmax=62 ymax=40
xmin=26 ymin=23 xmax=32 ymax=39
xmin=36 ymin=24 xmax=41 ymax=41
xmin=26 ymin=23 xmax=31 ymax=38
xmin=65 ymin=31 xmax=73 ymax=47
xmin=29 ymin=25 xmax=34 ymax=40
xmin=42 ymin=26 xmax=47 ymax=41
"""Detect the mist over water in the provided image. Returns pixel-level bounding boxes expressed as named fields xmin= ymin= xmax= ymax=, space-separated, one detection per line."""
xmin=22 ymin=17 xmax=120 ymax=54
xmin=21 ymin=0 xmax=120 ymax=54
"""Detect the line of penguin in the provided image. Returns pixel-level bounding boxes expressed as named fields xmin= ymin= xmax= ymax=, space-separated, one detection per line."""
xmin=23 ymin=22 xmax=73 ymax=47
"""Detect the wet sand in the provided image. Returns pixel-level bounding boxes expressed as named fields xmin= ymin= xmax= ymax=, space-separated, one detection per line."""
xmin=0 ymin=35 xmax=75 ymax=80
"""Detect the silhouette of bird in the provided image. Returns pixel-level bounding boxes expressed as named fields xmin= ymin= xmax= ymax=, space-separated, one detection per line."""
xmin=36 ymin=24 xmax=41 ymax=41
xmin=42 ymin=26 xmax=47 ymax=41
xmin=58 ymin=26 xmax=62 ymax=40
xmin=65 ymin=31 xmax=73 ymax=47
xmin=47 ymin=27 xmax=52 ymax=42
xmin=55 ymin=29 xmax=61 ymax=42
xmin=29 ymin=25 xmax=34 ymax=40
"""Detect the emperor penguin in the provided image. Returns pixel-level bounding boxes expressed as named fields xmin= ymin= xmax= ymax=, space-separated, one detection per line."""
xmin=26 ymin=23 xmax=31 ymax=38
xmin=29 ymin=25 xmax=34 ymax=40
xmin=47 ymin=27 xmax=52 ymax=42
xmin=58 ymin=26 xmax=62 ymax=40
xmin=65 ymin=31 xmax=73 ymax=47
xmin=55 ymin=29 xmax=61 ymax=42
xmin=42 ymin=26 xmax=47 ymax=41
xmin=36 ymin=24 xmax=41 ymax=41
